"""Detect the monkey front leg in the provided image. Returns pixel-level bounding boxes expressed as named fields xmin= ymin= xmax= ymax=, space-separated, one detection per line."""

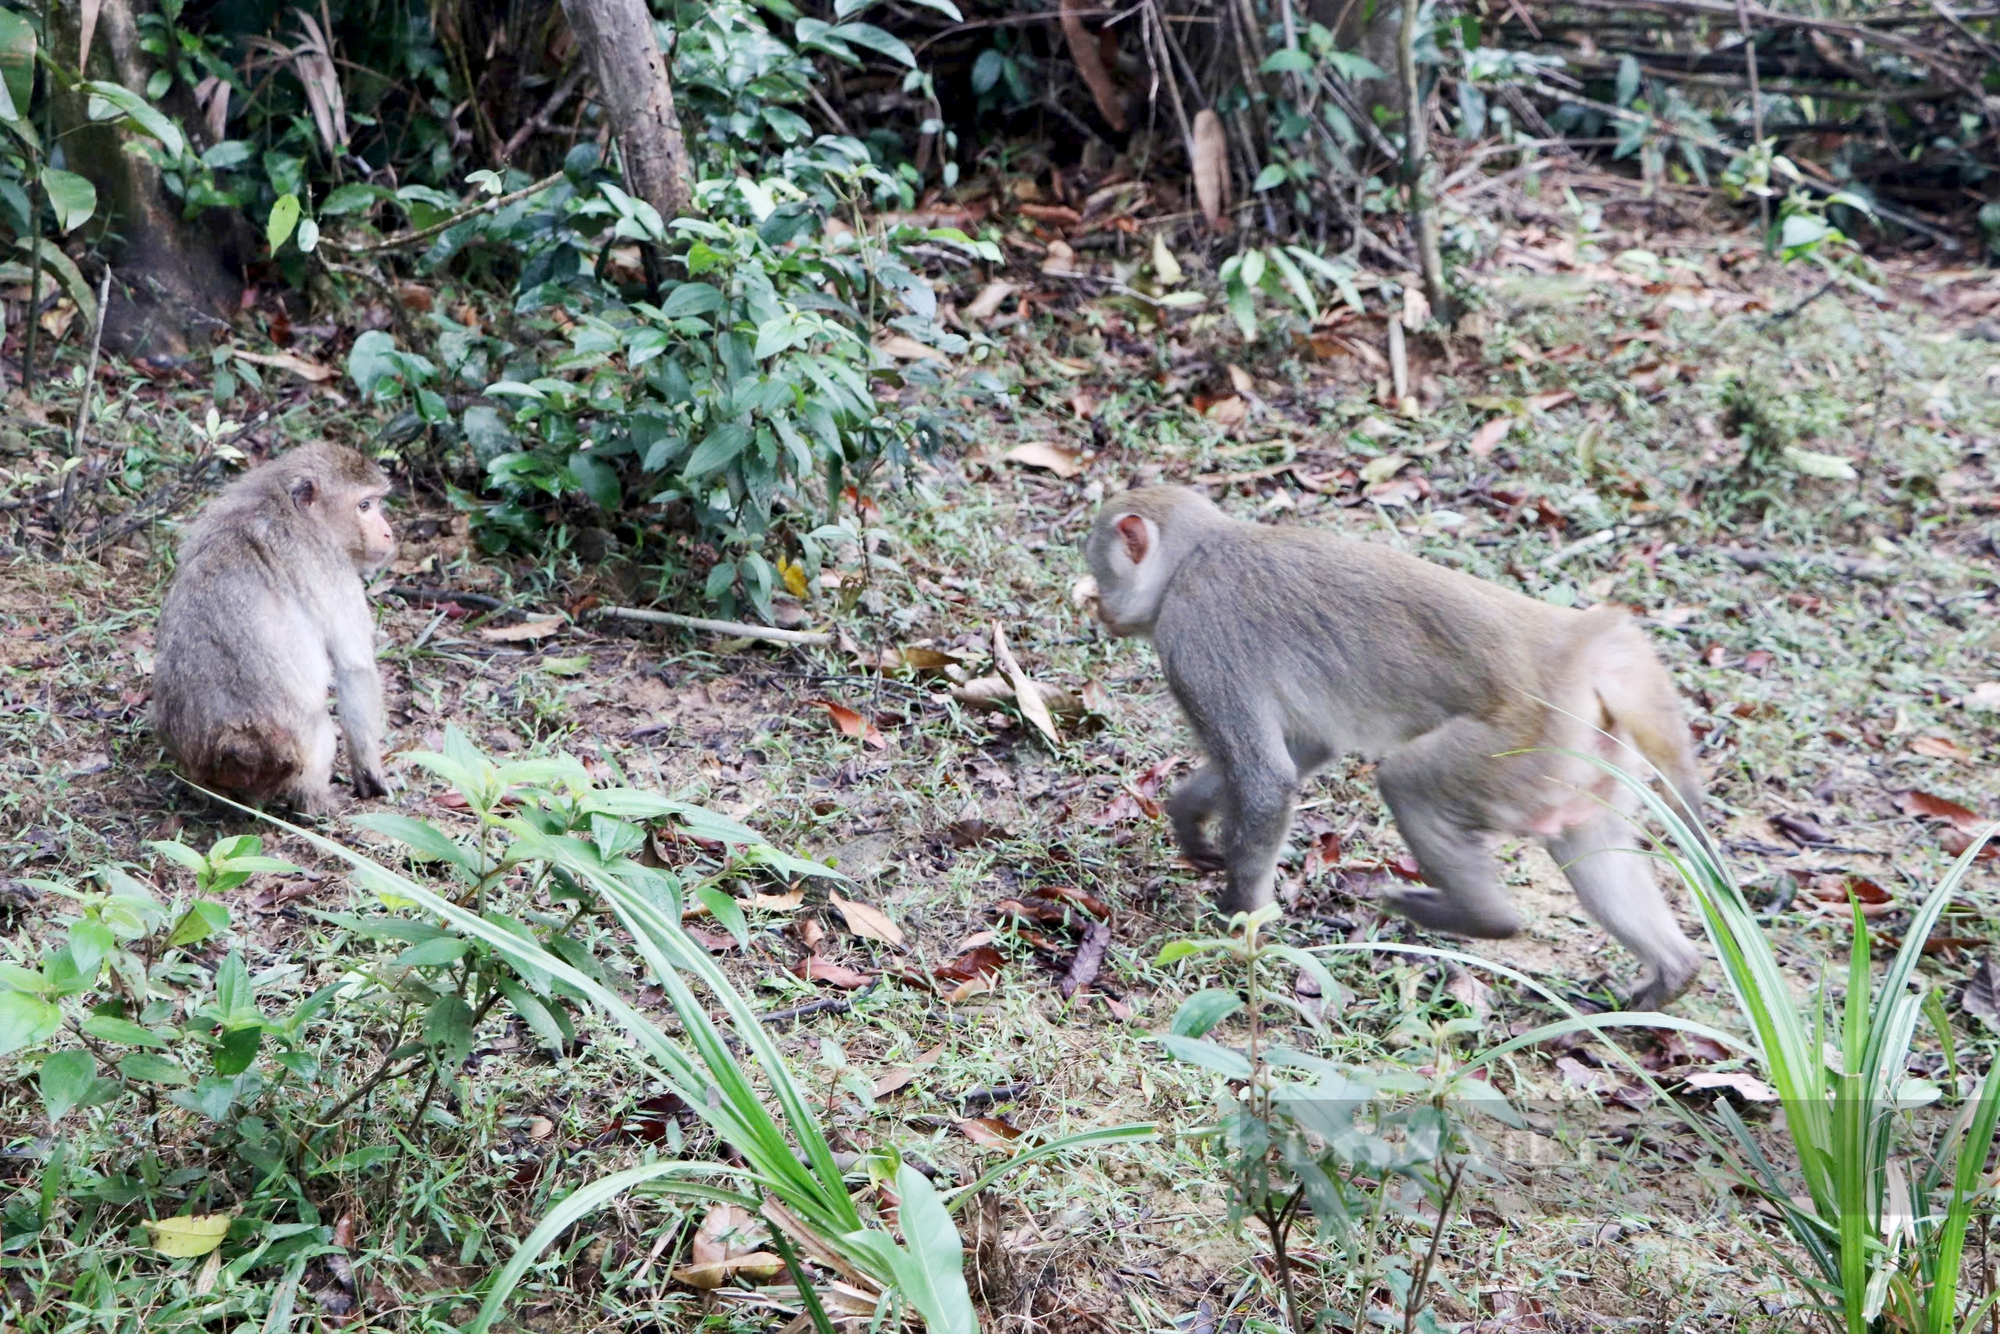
xmin=1213 ymin=756 xmax=1298 ymax=916
xmin=1167 ymin=764 xmax=1227 ymax=871
xmin=328 ymin=608 xmax=390 ymax=799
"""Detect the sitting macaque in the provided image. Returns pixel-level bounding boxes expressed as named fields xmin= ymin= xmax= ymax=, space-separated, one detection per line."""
xmin=1083 ymin=485 xmax=1705 ymax=1009
xmin=153 ymin=442 xmax=397 ymax=814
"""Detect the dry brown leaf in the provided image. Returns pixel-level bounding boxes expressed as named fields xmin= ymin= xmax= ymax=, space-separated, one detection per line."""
xmin=1225 ymin=364 xmax=1255 ymax=395
xmin=1401 ymin=283 xmax=1431 ymax=330
xmin=1058 ymin=0 xmax=1127 ymax=131
xmin=830 ymin=890 xmax=906 ymax=948
xmin=78 ymin=0 xmax=104 ymax=82
xmin=480 ymin=616 xmax=563 ymax=642
xmin=674 ymin=1205 xmax=783 ymax=1289
xmin=1192 ymin=110 xmax=1230 ymax=229
xmin=793 ymin=954 xmax=875 ymax=989
xmin=1900 ymin=790 xmax=1985 ymax=830
xmin=1909 ymin=735 xmax=1969 ymax=762
xmin=1203 ymin=395 xmax=1247 ymax=425
xmin=811 ymin=699 xmax=887 ymax=749
xmin=871 ymin=1045 xmax=945 ymax=1099
xmin=963 ymin=280 xmax=1018 ymax=322
xmin=956 ymin=1116 xmax=1023 ymax=1146
xmin=1040 ymin=239 xmax=1078 ymax=276
xmin=877 ymin=334 xmax=946 ymax=363
xmin=1965 ymin=682 xmax=2000 ymax=712
xmin=1468 ymin=415 xmax=1517 ymax=457
xmin=231 ymin=348 xmax=338 ymax=382
xmin=1003 ymin=442 xmax=1082 ymax=478
xmin=993 ymin=622 xmax=1062 ymax=747
xmin=1684 ymin=1070 xmax=1779 ymax=1102
xmin=1526 ymin=389 xmax=1577 ymax=413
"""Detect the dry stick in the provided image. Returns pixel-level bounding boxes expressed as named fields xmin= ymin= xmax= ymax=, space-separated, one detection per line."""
xmin=1928 ymin=0 xmax=2000 ymax=62
xmin=70 ymin=269 xmax=113 ymax=456
xmin=498 ymin=60 xmax=589 ymax=162
xmin=591 ymin=604 xmax=833 ymax=646
xmin=1733 ymin=0 xmax=1770 ymax=241
xmin=1144 ymin=1 xmax=1196 ymax=166
xmin=319 ymin=171 xmax=567 ymax=255
xmin=1398 ymin=0 xmax=1452 ymax=325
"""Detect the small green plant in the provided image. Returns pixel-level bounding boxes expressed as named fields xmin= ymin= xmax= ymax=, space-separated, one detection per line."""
xmin=1156 ymin=905 xmax=1515 ymax=1333
xmin=1593 ymin=762 xmax=2000 ymax=1334
xmin=277 ymin=727 xmax=1149 ymax=1331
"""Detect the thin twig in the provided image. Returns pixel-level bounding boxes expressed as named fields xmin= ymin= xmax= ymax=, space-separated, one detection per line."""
xmin=499 ymin=61 xmax=589 ymax=162
xmin=592 ymin=605 xmax=833 ymax=646
xmin=70 ymin=269 xmax=113 ymax=456
xmin=388 ymin=584 xmax=507 ymax=611
xmin=1404 ymin=1157 xmax=1466 ymax=1334
xmin=1732 ymin=0 xmax=1770 ymax=241
xmin=1760 ymin=272 xmax=1843 ymax=326
xmin=318 ymin=171 xmax=566 ymax=255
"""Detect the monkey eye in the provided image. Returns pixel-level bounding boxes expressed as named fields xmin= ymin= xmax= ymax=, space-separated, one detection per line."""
xmin=358 ymin=499 xmax=372 ymax=512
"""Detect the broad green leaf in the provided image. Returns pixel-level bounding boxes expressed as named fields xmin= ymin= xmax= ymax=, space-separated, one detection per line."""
xmin=319 ymin=182 xmax=387 ymax=215
xmin=81 ymin=1014 xmax=169 ymax=1047
xmin=81 ymin=81 xmax=186 ymax=157
xmin=693 ymin=884 xmax=750 ymax=950
xmin=1253 ymin=163 xmax=1288 ymax=192
xmin=1157 ymin=1034 xmax=1252 ymax=1078
xmin=1171 ymin=988 xmax=1244 ymax=1038
xmin=1260 ymin=48 xmax=1314 ymax=74
xmin=166 ymin=899 xmax=229 ymax=950
xmin=348 ymin=813 xmax=476 ymax=869
xmin=829 ymin=21 xmax=916 ymax=66
xmin=0 ymin=9 xmax=29 ymax=123
xmin=1615 ymin=54 xmax=1640 ymax=108
xmin=38 ymin=1050 xmax=95 ymax=1122
xmin=1154 ymin=938 xmax=1226 ymax=965
xmin=67 ymin=920 xmax=114 ymax=978
xmin=149 ymin=839 xmax=208 ymax=871
xmin=119 ymin=1053 xmax=192 ymax=1087
xmin=266 ymin=193 xmax=301 ymax=253
xmin=39 ymin=169 xmax=95 ymax=234
xmin=15 ymin=239 xmax=97 ymax=331
xmin=0 ymin=991 xmax=61 ymax=1057
xmin=1783 ymin=446 xmax=1858 ymax=481
xmin=393 ymin=937 xmax=471 ymax=968
xmin=347 ymin=329 xmax=400 ymax=397
xmin=657 ymin=282 xmax=724 ymax=318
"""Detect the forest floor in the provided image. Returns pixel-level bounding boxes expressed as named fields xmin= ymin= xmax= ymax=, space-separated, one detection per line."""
xmin=2 ymin=183 xmax=1999 ymax=1332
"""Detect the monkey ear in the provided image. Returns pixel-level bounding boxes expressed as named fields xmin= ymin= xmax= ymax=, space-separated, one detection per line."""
xmin=289 ymin=477 xmax=318 ymax=510
xmin=1115 ymin=514 xmax=1150 ymax=565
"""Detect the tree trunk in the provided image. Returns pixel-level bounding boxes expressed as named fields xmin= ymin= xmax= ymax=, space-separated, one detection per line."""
xmin=1396 ymin=0 xmax=1451 ymax=326
xmin=557 ymin=0 xmax=692 ymax=220
xmin=50 ymin=0 xmax=243 ymax=357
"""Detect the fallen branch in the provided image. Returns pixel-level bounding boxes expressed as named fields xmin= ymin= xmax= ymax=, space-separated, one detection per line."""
xmin=389 ymin=585 xmax=508 ymax=612
xmin=1715 ymin=546 xmax=1894 ymax=580
xmin=592 ymin=604 xmax=833 ymax=646
xmin=319 ymin=171 xmax=567 ymax=255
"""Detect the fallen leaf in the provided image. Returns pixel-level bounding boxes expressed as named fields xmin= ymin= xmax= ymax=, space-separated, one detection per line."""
xmin=1444 ymin=965 xmax=1493 ymax=1021
xmin=956 ymin=1116 xmax=1023 ymax=1146
xmin=750 ymin=890 xmax=804 ymax=912
xmin=1003 ymin=442 xmax=1083 ymax=478
xmin=1962 ymin=958 xmax=2000 ymax=1029
xmin=675 ymin=1206 xmax=784 ymax=1289
xmin=1771 ymin=813 xmax=1834 ymax=846
xmin=871 ymin=1045 xmax=944 ymax=1098
xmin=993 ymin=623 xmax=1061 ymax=748
xmin=1555 ymin=1056 xmax=1614 ymax=1097
xmin=143 ymin=1214 xmax=233 ymax=1258
xmin=1526 ymin=390 xmax=1577 ymax=413
xmin=1040 ymin=239 xmax=1078 ymax=276
xmin=1966 ymin=682 xmax=2000 ymax=712
xmin=1900 ymin=790 xmax=1985 ymax=831
xmin=1401 ymin=283 xmax=1431 ymax=330
xmin=1191 ymin=109 xmax=1230 ymax=229
xmin=792 ymin=955 xmax=875 ymax=989
xmin=1468 ymin=415 xmax=1517 ymax=457
xmin=481 ymin=616 xmax=564 ymax=642
xmin=1938 ymin=827 xmax=1999 ymax=862
xmin=829 ymin=891 xmax=906 ymax=948
xmin=963 ymin=280 xmax=1018 ymax=322
xmin=811 ymin=699 xmax=887 ymax=750
xmin=1685 ymin=1070 xmax=1779 ymax=1102
xmin=1151 ymin=233 xmax=1183 ymax=285
xmin=1058 ymin=920 xmax=1111 ymax=999
xmin=1037 ymin=884 xmax=1115 ymax=922
xmin=934 ymin=945 xmax=1006 ymax=985
xmin=230 ymin=348 xmax=338 ymax=382
xmin=1018 ymin=203 xmax=1083 ymax=227
xmin=1203 ymin=395 xmax=1247 ymax=425
xmin=877 ymin=334 xmax=947 ymax=363
xmin=1360 ymin=453 xmax=1407 ymax=485
xmin=1909 ymin=735 xmax=1969 ymax=762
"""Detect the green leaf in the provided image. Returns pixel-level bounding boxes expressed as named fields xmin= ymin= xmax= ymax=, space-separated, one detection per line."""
xmin=393 ymin=937 xmax=471 ymax=968
xmin=149 ymin=839 xmax=208 ymax=871
xmin=1325 ymin=50 xmax=1386 ymax=80
xmin=1616 ymin=54 xmax=1641 ymax=108
xmin=829 ymin=21 xmax=916 ymax=66
xmin=82 ymin=1014 xmax=169 ymax=1047
xmin=16 ymin=239 xmax=97 ymax=332
xmin=882 ymin=1166 xmax=977 ymax=1334
xmin=1157 ymin=1034 xmax=1253 ymax=1078
xmin=683 ymin=420 xmax=753 ymax=478
xmin=212 ymin=1026 xmax=261 ymax=1076
xmin=319 ymin=182 xmax=386 ymax=215
xmin=81 ymin=81 xmax=186 ymax=157
xmin=1783 ymin=446 xmax=1858 ymax=481
xmin=424 ymin=992 xmax=476 ymax=1063
xmin=0 ymin=992 xmax=62 ymax=1057
xmin=1260 ymin=48 xmax=1314 ymax=74
xmin=0 ymin=8 xmax=32 ymax=123
xmin=693 ymin=884 xmax=750 ymax=950
xmin=266 ymin=193 xmax=301 ymax=253
xmin=657 ymin=282 xmax=724 ymax=318
xmin=1171 ymin=988 xmax=1244 ymax=1038
xmin=496 ymin=975 xmax=568 ymax=1053
xmin=67 ymin=920 xmax=114 ymax=979
xmin=348 ymin=329 xmax=402 ymax=397
xmin=39 ymin=169 xmax=96 ymax=234
xmin=39 ymin=1050 xmax=95 ymax=1122
xmin=1154 ymin=938 xmax=1226 ymax=966
xmin=166 ymin=899 xmax=229 ymax=950
xmin=1252 ymin=163 xmax=1288 ymax=192
xmin=568 ymin=450 xmax=621 ymax=511
xmin=119 ymin=1053 xmax=193 ymax=1087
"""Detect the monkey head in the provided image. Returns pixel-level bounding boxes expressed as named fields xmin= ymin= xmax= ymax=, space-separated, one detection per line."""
xmin=1081 ymin=486 xmax=1218 ymax=637
xmin=279 ymin=444 xmax=396 ymax=574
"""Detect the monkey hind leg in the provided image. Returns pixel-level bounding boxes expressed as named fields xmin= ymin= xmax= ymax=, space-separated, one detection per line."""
xmin=1546 ymin=805 xmax=1702 ymax=1010
xmin=1376 ymin=720 xmax=1524 ymax=940
xmin=1167 ymin=764 xmax=1227 ymax=872
xmin=278 ymin=714 xmax=340 ymax=816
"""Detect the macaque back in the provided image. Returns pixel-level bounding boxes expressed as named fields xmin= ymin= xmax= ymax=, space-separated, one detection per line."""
xmin=153 ymin=442 xmax=396 ymax=813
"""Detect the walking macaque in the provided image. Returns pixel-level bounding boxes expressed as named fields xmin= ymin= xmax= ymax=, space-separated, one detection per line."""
xmin=1083 ymin=486 xmax=1705 ymax=1009
xmin=153 ymin=442 xmax=396 ymax=814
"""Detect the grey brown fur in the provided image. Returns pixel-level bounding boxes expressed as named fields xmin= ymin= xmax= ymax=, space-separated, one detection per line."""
xmin=153 ymin=442 xmax=396 ymax=813
xmin=1084 ymin=485 xmax=1705 ymax=1009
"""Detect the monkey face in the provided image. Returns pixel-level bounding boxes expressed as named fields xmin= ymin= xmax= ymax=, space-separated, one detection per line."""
xmin=351 ymin=489 xmax=396 ymax=572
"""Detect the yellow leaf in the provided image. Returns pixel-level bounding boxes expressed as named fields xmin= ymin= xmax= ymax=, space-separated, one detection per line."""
xmin=993 ymin=622 xmax=1061 ymax=748
xmin=1360 ymin=453 xmax=1407 ymax=485
xmin=143 ymin=1213 xmax=232 ymax=1258
xmin=1002 ymin=442 xmax=1082 ymax=478
xmin=480 ymin=616 xmax=564 ymax=642
xmin=1151 ymin=233 xmax=1183 ymax=286
xmin=829 ymin=891 xmax=906 ymax=948
xmin=777 ymin=556 xmax=809 ymax=599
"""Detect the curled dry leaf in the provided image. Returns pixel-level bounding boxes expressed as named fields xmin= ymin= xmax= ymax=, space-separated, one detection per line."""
xmin=231 ymin=348 xmax=338 ymax=382
xmin=792 ymin=954 xmax=875 ymax=989
xmin=956 ymin=1116 xmax=1023 ymax=1146
xmin=1468 ymin=415 xmax=1518 ymax=457
xmin=1961 ymin=957 xmax=2000 ymax=1029
xmin=1003 ymin=442 xmax=1083 ymax=478
xmin=1191 ymin=110 xmax=1230 ymax=229
xmin=963 ymin=280 xmax=1018 ymax=322
xmin=877 ymin=334 xmax=947 ymax=363
xmin=1041 ymin=239 xmax=1078 ymax=276
xmin=1071 ymin=574 xmax=1100 ymax=611
xmin=812 ymin=699 xmax=887 ymax=750
xmin=480 ymin=615 xmax=564 ymax=642
xmin=1058 ymin=920 xmax=1111 ymax=999
xmin=1203 ymin=395 xmax=1247 ymax=425
xmin=829 ymin=890 xmax=906 ymax=948
xmin=870 ymin=1044 xmax=944 ymax=1098
xmin=935 ymin=944 xmax=1007 ymax=985
xmin=993 ymin=623 xmax=1062 ymax=747
xmin=1908 ymin=735 xmax=1969 ymax=762
xmin=1058 ymin=0 xmax=1126 ymax=130
xmin=674 ymin=1205 xmax=784 ymax=1290
xmin=1037 ymin=884 xmax=1115 ymax=922
xmin=1899 ymin=789 xmax=1985 ymax=830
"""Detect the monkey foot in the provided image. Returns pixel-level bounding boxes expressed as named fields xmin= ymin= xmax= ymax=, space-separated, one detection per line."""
xmin=1176 ymin=849 xmax=1227 ymax=874
xmin=1382 ymin=888 xmax=1524 ymax=940
xmin=1614 ymin=955 xmax=1701 ymax=1011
